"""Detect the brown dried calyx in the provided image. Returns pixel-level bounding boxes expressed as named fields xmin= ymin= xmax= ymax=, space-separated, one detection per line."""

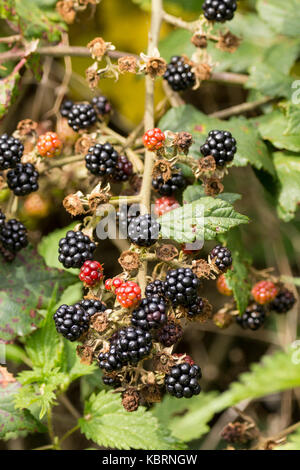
xmin=118 ymin=56 xmax=139 ymax=74
xmin=122 ymin=388 xmax=140 ymax=412
xmin=152 ymin=159 xmax=172 ymax=182
xmin=56 ymin=0 xmax=76 ymax=24
xmin=213 ymin=310 xmax=234 ymax=329
xmin=146 ymin=57 xmax=167 ymax=79
xmin=153 ymin=351 xmax=175 ymax=374
xmin=156 ymin=244 xmax=179 ymax=262
xmin=86 ymin=63 xmax=100 ymax=89
xmin=63 ymin=191 xmax=86 ymax=216
xmin=17 ymin=119 xmax=38 ymax=136
xmin=221 ymin=420 xmax=259 ymax=445
xmin=88 ymin=191 xmax=111 ymax=212
xmin=75 ymin=134 xmax=95 ymax=155
xmin=173 ymin=132 xmax=193 ymax=155
xmin=197 ymin=298 xmax=213 ymax=323
xmin=192 ymin=259 xmax=213 ymax=279
xmin=204 ymin=177 xmax=224 ymax=196
xmin=198 ymin=155 xmax=216 ymax=175
xmin=191 ymin=33 xmax=208 ymax=49
xmin=217 ymin=31 xmax=241 ymax=53
xmin=77 ymin=345 xmax=94 ymax=365
xmin=193 ymin=62 xmax=212 ymax=81
xmin=118 ymin=250 xmax=141 ymax=272
xmin=140 ymin=384 xmax=162 ymax=404
xmin=87 ymin=37 xmax=108 ymax=60
xmin=90 ymin=312 xmax=109 ymax=333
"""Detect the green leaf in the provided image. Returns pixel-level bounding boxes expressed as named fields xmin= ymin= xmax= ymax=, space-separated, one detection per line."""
xmin=60 ymin=341 xmax=97 ymax=386
xmin=159 ymin=105 xmax=275 ymax=175
xmin=79 ymin=390 xmax=185 ymax=450
xmin=246 ymin=63 xmax=294 ymax=99
xmin=15 ymin=378 xmax=61 ymax=419
xmin=284 ymin=104 xmax=300 ymax=136
xmin=0 ymin=246 xmax=77 ymax=343
xmin=159 ymin=197 xmax=249 ymax=244
xmin=276 ymin=427 xmax=300 ymax=450
xmin=0 ymin=69 xmax=21 ymax=119
xmin=183 ymin=184 xmax=241 ymax=205
xmin=273 ymin=151 xmax=300 ymax=221
xmin=257 ymin=0 xmax=300 ymax=38
xmin=254 ymin=111 xmax=300 ymax=152
xmin=0 ymin=367 xmax=41 ymax=440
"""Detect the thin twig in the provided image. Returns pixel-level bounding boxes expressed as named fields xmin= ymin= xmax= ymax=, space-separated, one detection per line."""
xmin=209 ymin=96 xmax=273 ymax=119
xmin=58 ymin=393 xmax=81 ymax=420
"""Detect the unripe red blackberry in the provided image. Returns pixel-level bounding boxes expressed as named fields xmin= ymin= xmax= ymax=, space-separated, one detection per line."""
xmin=115 ymin=281 xmax=142 ymax=309
xmin=154 ymin=196 xmax=180 ymax=217
xmin=127 ymin=214 xmax=160 ymax=247
xmin=37 ymin=132 xmax=62 ymax=158
xmin=165 ymin=361 xmax=202 ymax=398
xmin=79 ymin=260 xmax=104 ymax=286
xmin=163 ymin=56 xmax=196 ymax=92
xmin=270 ymin=288 xmax=296 ymax=314
xmin=67 ymin=103 xmax=97 ymax=131
xmin=143 ymin=128 xmax=165 ymax=151
xmin=131 ymin=295 xmax=167 ymax=330
xmin=152 ymin=171 xmax=186 ymax=196
xmin=217 ymin=274 xmax=233 ymax=296
xmin=85 ymin=142 xmax=119 ymax=177
xmin=236 ymin=304 xmax=266 ymax=331
xmin=157 ymin=321 xmax=183 ymax=347
xmin=0 ymin=218 xmax=28 ymax=253
xmin=164 ymin=267 xmax=200 ymax=307
xmin=251 ymin=280 xmax=278 ymax=305
xmin=210 ymin=245 xmax=232 ymax=272
xmin=53 ymin=303 xmax=90 ymax=341
xmin=7 ymin=163 xmax=39 ymax=196
xmin=58 ymin=230 xmax=96 ymax=269
xmin=200 ymin=130 xmax=237 ymax=167
xmin=202 ymin=0 xmax=237 ymax=23
xmin=0 ymin=134 xmax=24 ymax=170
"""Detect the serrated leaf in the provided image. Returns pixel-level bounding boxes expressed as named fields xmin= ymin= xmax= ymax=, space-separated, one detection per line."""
xmin=159 ymin=197 xmax=248 ymax=244
xmin=273 ymin=151 xmax=300 ymax=221
xmin=159 ymin=105 xmax=275 ymax=175
xmin=15 ymin=381 xmax=59 ymax=419
xmin=254 ymin=111 xmax=300 ymax=152
xmin=0 ymin=246 xmax=77 ymax=343
xmin=79 ymin=390 xmax=185 ymax=450
xmin=183 ymin=184 xmax=241 ymax=205
xmin=257 ymin=0 xmax=300 ymax=38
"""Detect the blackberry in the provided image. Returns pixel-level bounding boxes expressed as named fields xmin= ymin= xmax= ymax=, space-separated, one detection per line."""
xmin=80 ymin=299 xmax=106 ymax=317
xmin=165 ymin=362 xmax=202 ymax=398
xmin=115 ymin=326 xmax=152 ymax=364
xmin=117 ymin=204 xmax=140 ymax=236
xmin=91 ymin=95 xmax=112 ymax=117
xmin=131 ymin=295 xmax=167 ymax=330
xmin=112 ymin=155 xmax=133 ymax=182
xmin=152 ymin=171 xmax=186 ymax=196
xmin=102 ymin=374 xmax=121 ymax=388
xmin=202 ymin=0 xmax=237 ymax=23
xmin=145 ymin=279 xmax=165 ymax=298
xmin=236 ymin=304 xmax=266 ymax=331
xmin=67 ymin=103 xmax=97 ymax=132
xmin=58 ymin=230 xmax=96 ymax=269
xmin=200 ymin=130 xmax=237 ymax=167
xmin=85 ymin=143 xmax=119 ymax=177
xmin=157 ymin=321 xmax=183 ymax=347
xmin=60 ymin=99 xmax=74 ymax=118
xmin=164 ymin=56 xmax=196 ymax=92
xmin=187 ymin=296 xmax=204 ymax=317
xmin=127 ymin=213 xmax=160 ymax=247
xmin=7 ymin=163 xmax=39 ymax=196
xmin=0 ymin=219 xmax=28 ymax=253
xmin=98 ymin=345 xmax=123 ymax=372
xmin=270 ymin=289 xmax=296 ymax=314
xmin=53 ymin=303 xmax=90 ymax=341
xmin=210 ymin=245 xmax=232 ymax=272
xmin=164 ymin=268 xmax=200 ymax=307
xmin=0 ymin=209 xmax=6 ymax=228
xmin=0 ymin=134 xmax=23 ymax=170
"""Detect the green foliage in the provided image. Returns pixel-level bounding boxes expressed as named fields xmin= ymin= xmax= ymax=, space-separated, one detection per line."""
xmin=79 ymin=390 xmax=185 ymax=450
xmin=0 ymin=69 xmax=21 ymax=120
xmin=276 ymin=427 xmax=300 ymax=450
xmin=273 ymin=152 xmax=300 ymax=222
xmin=254 ymin=111 xmax=300 ymax=153
xmin=183 ymin=184 xmax=241 ymax=205
xmin=257 ymin=0 xmax=300 ymax=38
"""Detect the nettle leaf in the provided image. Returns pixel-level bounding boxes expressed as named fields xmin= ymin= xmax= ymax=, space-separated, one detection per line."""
xmin=257 ymin=0 xmax=300 ymax=38
xmin=79 ymin=390 xmax=185 ymax=450
xmin=0 ymin=246 xmax=77 ymax=343
xmin=183 ymin=184 xmax=241 ymax=205
xmin=273 ymin=151 xmax=300 ymax=221
xmin=253 ymin=111 xmax=300 ymax=152
xmin=0 ymin=367 xmax=41 ymax=440
xmin=15 ymin=378 xmax=62 ymax=419
xmin=159 ymin=197 xmax=248 ymax=244
xmin=0 ymin=70 xmax=21 ymax=120
xmin=159 ymin=105 xmax=275 ymax=175
xmin=276 ymin=427 xmax=300 ymax=451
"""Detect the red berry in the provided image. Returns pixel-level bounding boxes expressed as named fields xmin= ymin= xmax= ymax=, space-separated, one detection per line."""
xmin=173 ymin=353 xmax=195 ymax=366
xmin=216 ymin=274 xmax=233 ymax=296
xmin=143 ymin=128 xmax=165 ymax=151
xmin=105 ymin=277 xmax=124 ymax=292
xmin=105 ymin=279 xmax=112 ymax=290
xmin=252 ymin=280 xmax=279 ymax=305
xmin=37 ymin=132 xmax=62 ymax=158
xmin=115 ymin=281 xmax=141 ymax=308
xmin=79 ymin=260 xmax=103 ymax=286
xmin=154 ymin=196 xmax=180 ymax=217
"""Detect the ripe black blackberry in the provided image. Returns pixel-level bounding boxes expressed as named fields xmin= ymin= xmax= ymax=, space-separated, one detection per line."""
xmin=0 ymin=219 xmax=28 ymax=253
xmin=152 ymin=171 xmax=186 ymax=196
xmin=202 ymin=0 xmax=237 ymax=23
xmin=210 ymin=245 xmax=232 ymax=272
xmin=80 ymin=299 xmax=106 ymax=317
xmin=7 ymin=163 xmax=39 ymax=196
xmin=53 ymin=303 xmax=90 ymax=341
xmin=127 ymin=213 xmax=160 ymax=247
xmin=236 ymin=304 xmax=266 ymax=331
xmin=270 ymin=289 xmax=296 ymax=314
xmin=58 ymin=230 xmax=96 ymax=269
xmin=112 ymin=155 xmax=133 ymax=182
xmin=85 ymin=142 xmax=119 ymax=177
xmin=60 ymin=99 xmax=74 ymax=118
xmin=117 ymin=204 xmax=140 ymax=237
xmin=131 ymin=295 xmax=167 ymax=330
xmin=0 ymin=209 xmax=5 ymax=228
xmin=164 ymin=56 xmax=196 ymax=92
xmin=145 ymin=279 xmax=165 ymax=298
xmin=0 ymin=134 xmax=24 ymax=170
xmin=157 ymin=321 xmax=183 ymax=347
xmin=187 ymin=296 xmax=204 ymax=317
xmin=165 ymin=361 xmax=202 ymax=398
xmin=91 ymin=95 xmax=112 ymax=117
xmin=98 ymin=345 xmax=123 ymax=372
xmin=67 ymin=103 xmax=97 ymax=132
xmin=200 ymin=130 xmax=237 ymax=167
xmin=102 ymin=374 xmax=121 ymax=388
xmin=116 ymin=326 xmax=152 ymax=364
xmin=164 ymin=267 xmax=200 ymax=307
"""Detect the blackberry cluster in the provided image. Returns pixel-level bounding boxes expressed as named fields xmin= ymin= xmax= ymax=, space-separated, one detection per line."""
xmin=127 ymin=214 xmax=160 ymax=247
xmin=98 ymin=344 xmax=123 ymax=372
xmin=164 ymin=268 xmax=200 ymax=307
xmin=60 ymin=99 xmax=74 ymax=118
xmin=0 ymin=219 xmax=28 ymax=253
xmin=0 ymin=134 xmax=24 ymax=170
xmin=210 ymin=245 xmax=232 ymax=272
xmin=145 ymin=279 xmax=165 ymax=298
xmin=202 ymin=0 xmax=237 ymax=23
xmin=53 ymin=303 xmax=90 ymax=341
xmin=112 ymin=155 xmax=133 ymax=182
xmin=200 ymin=130 xmax=237 ymax=167
xmin=187 ymin=296 xmax=204 ymax=317
xmin=152 ymin=171 xmax=186 ymax=196
xmin=7 ymin=163 xmax=39 ymax=196
xmin=131 ymin=295 xmax=167 ymax=330
xmin=58 ymin=230 xmax=96 ymax=269
xmin=85 ymin=143 xmax=119 ymax=177
xmin=157 ymin=321 xmax=183 ymax=347
xmin=91 ymin=95 xmax=112 ymax=117
xmin=163 ymin=56 xmax=196 ymax=92
xmin=102 ymin=375 xmax=121 ymax=388
xmin=236 ymin=304 xmax=266 ymax=331
xmin=117 ymin=204 xmax=140 ymax=236
xmin=80 ymin=299 xmax=106 ymax=317
xmin=165 ymin=362 xmax=202 ymax=398
xmin=270 ymin=289 xmax=296 ymax=314
xmin=67 ymin=103 xmax=97 ymax=132
xmin=0 ymin=210 xmax=5 ymax=228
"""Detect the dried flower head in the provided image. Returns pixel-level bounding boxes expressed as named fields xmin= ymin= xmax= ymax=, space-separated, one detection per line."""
xmin=85 ymin=62 xmax=100 ymax=89
xmin=156 ymin=244 xmax=179 ymax=262
xmin=191 ymin=33 xmax=208 ymax=49
xmin=56 ymin=0 xmax=76 ymax=24
xmin=118 ymin=56 xmax=139 ymax=74
xmin=217 ymin=31 xmax=241 ymax=53
xmin=87 ymin=37 xmax=108 ymax=60
xmin=75 ymin=135 xmax=95 ymax=155
xmin=17 ymin=119 xmax=38 ymax=136
xmin=118 ymin=250 xmax=141 ymax=272
xmin=204 ymin=177 xmax=224 ymax=196
xmin=193 ymin=62 xmax=212 ymax=81
xmin=173 ymin=131 xmax=193 ymax=155
xmin=63 ymin=192 xmax=86 ymax=216
xmin=90 ymin=312 xmax=109 ymax=333
xmin=146 ymin=57 xmax=167 ymax=79
xmin=192 ymin=259 xmax=213 ymax=279
xmin=76 ymin=345 xmax=94 ymax=365
xmin=152 ymin=159 xmax=173 ymax=182
xmin=198 ymin=155 xmax=216 ymax=175
xmin=122 ymin=388 xmax=140 ymax=412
